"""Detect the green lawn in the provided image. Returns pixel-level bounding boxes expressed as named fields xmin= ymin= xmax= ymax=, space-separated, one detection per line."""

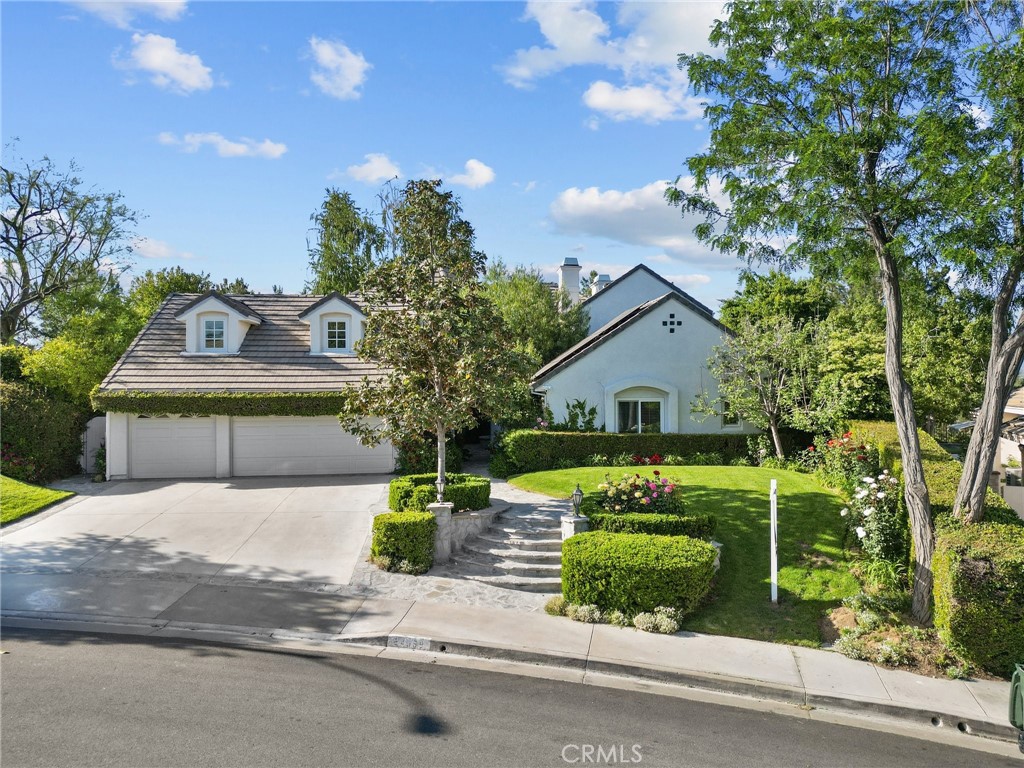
xmin=1 ymin=475 xmax=74 ymax=525
xmin=510 ymin=466 xmax=859 ymax=646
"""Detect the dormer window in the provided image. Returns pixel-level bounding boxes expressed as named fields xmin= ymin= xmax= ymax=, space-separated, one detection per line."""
xmin=203 ymin=318 xmax=225 ymax=350
xmin=325 ymin=319 xmax=347 ymax=351
xmin=320 ymin=314 xmax=350 ymax=353
xmin=298 ymin=292 xmax=366 ymax=355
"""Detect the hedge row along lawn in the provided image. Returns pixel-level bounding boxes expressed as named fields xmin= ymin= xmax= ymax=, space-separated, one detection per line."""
xmin=511 ymin=466 xmax=859 ymax=646
xmin=1 ymin=475 xmax=74 ymax=525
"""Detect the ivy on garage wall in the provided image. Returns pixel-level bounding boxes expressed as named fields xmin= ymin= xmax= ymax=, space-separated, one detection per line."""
xmin=91 ymin=389 xmax=351 ymax=417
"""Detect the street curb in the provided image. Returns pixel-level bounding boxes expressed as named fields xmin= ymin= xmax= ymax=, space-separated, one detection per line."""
xmin=3 ymin=612 xmax=1018 ymax=745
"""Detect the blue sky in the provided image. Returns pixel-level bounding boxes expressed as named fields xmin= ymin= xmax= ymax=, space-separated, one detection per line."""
xmin=3 ymin=1 xmax=743 ymax=310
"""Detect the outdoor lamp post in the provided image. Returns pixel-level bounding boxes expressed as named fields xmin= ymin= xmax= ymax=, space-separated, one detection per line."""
xmin=571 ymin=483 xmax=584 ymax=517
xmin=436 ymin=475 xmax=446 ymax=504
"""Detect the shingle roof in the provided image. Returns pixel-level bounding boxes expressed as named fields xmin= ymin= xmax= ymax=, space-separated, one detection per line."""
xmin=99 ymin=294 xmax=381 ymax=394
xmin=532 ymin=291 xmax=730 ymax=386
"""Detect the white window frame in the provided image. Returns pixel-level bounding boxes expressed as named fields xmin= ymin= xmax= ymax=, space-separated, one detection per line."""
xmin=721 ymin=401 xmax=741 ymax=430
xmin=201 ymin=316 xmax=226 ymax=352
xmin=320 ymin=313 xmax=351 ymax=354
xmin=616 ymin=398 xmax=664 ymax=434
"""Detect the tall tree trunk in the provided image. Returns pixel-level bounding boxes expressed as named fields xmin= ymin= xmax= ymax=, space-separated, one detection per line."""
xmin=436 ymin=419 xmax=446 ymax=503
xmin=874 ymin=236 xmax=934 ymax=624
xmin=768 ymin=419 xmax=785 ymax=459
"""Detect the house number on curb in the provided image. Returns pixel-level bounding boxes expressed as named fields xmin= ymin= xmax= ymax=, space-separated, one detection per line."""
xmin=662 ymin=314 xmax=683 ymax=333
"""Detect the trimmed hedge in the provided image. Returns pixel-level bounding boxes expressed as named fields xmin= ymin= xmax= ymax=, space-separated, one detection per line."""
xmin=562 ymin=531 xmax=717 ymax=615
xmin=370 ymin=511 xmax=437 ymax=574
xmin=587 ymin=511 xmax=717 ymax=538
xmin=579 ymin=491 xmax=717 ymax=538
xmin=494 ymin=430 xmax=750 ymax=475
xmin=933 ymin=523 xmax=1024 ymax=677
xmin=388 ymin=473 xmax=491 ymax=513
xmin=849 ymin=420 xmax=1021 ymax=526
xmin=1 ymin=381 xmax=87 ymax=483
xmin=395 ymin=437 xmax=463 ymax=474
xmin=91 ymin=388 xmax=350 ymax=416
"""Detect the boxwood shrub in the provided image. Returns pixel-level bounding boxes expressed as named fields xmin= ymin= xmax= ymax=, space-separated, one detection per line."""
xmin=587 ymin=511 xmax=717 ymax=539
xmin=370 ymin=511 xmax=437 ymax=574
xmin=494 ymin=430 xmax=749 ymax=476
xmin=562 ymin=531 xmax=717 ymax=615
xmin=1 ymin=381 xmax=87 ymax=483
xmin=933 ymin=523 xmax=1024 ymax=677
xmin=388 ymin=473 xmax=491 ymax=513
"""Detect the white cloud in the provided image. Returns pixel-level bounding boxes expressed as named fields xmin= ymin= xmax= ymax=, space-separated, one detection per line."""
xmin=132 ymin=236 xmax=194 ymax=260
xmin=70 ymin=1 xmax=188 ymax=29
xmin=308 ymin=36 xmax=370 ymax=100
xmin=158 ymin=131 xmax=287 ymax=159
xmin=346 ymin=153 xmax=402 ymax=183
xmin=583 ymin=80 xmax=702 ymax=123
xmin=549 ymin=179 xmax=731 ymax=266
xmin=502 ymin=1 xmax=615 ymax=88
xmin=126 ymin=32 xmax=212 ymax=93
xmin=448 ymin=159 xmax=496 ymax=189
xmin=504 ymin=1 xmax=725 ymax=123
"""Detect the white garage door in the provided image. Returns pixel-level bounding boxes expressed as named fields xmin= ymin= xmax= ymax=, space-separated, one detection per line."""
xmin=231 ymin=416 xmax=393 ymax=476
xmin=130 ymin=416 xmax=216 ymax=479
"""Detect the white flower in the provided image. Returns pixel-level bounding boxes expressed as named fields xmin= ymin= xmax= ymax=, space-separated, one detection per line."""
xmin=854 ymin=489 xmax=868 ymax=499
xmin=863 ymin=508 xmax=874 ymax=516
xmin=840 ymin=508 xmax=848 ymax=517
xmin=876 ymin=492 xmax=885 ymax=499
xmin=862 ymin=477 xmax=874 ymax=483
xmin=856 ymin=526 xmax=867 ymax=539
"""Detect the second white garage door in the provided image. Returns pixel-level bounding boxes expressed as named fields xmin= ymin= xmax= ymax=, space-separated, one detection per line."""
xmin=231 ymin=416 xmax=393 ymax=476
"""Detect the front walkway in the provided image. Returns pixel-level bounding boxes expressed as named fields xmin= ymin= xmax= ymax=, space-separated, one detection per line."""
xmin=346 ymin=478 xmax=570 ymax=612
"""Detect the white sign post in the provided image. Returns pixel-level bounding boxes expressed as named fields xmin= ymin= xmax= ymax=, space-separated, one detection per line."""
xmin=770 ymin=479 xmax=778 ymax=605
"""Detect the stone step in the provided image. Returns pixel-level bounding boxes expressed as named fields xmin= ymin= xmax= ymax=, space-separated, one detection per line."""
xmin=475 ymin=533 xmax=562 ymax=552
xmin=460 ymin=540 xmax=562 ymax=564
xmin=458 ymin=572 xmax=563 ymax=594
xmin=493 ymin=521 xmax=562 ymax=535
xmin=450 ymin=552 xmax=562 ymax=579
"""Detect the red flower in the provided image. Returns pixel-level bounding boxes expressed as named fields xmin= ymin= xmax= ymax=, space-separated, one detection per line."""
xmin=856 ymin=454 xmax=866 ymax=461
xmin=808 ymin=446 xmax=815 ymax=452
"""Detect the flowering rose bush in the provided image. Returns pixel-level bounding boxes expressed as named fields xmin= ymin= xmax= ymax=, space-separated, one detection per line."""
xmin=596 ymin=471 xmax=684 ymax=515
xmin=839 ymin=470 xmax=908 ymax=565
xmin=631 ymin=453 xmax=663 ymax=466
xmin=818 ymin=431 xmax=880 ymax=494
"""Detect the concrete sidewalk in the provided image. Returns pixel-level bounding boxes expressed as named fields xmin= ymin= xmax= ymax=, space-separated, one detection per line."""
xmin=0 ymin=573 xmax=1016 ymax=748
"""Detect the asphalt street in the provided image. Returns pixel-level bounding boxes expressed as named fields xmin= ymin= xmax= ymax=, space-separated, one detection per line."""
xmin=0 ymin=628 xmax=1018 ymax=768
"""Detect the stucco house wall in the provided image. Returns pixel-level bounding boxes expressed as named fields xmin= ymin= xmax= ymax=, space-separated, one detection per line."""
xmin=537 ymin=295 xmax=754 ymax=435
xmin=584 ymin=268 xmax=683 ymax=334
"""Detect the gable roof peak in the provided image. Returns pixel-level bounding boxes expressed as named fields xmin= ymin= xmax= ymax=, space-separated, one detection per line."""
xmin=172 ymin=290 xmax=263 ymax=323
xmin=297 ymin=291 xmax=365 ymax=320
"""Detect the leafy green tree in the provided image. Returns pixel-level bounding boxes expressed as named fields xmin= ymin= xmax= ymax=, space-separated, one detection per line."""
xmin=306 ymin=188 xmax=382 ymax=295
xmin=719 ymin=271 xmax=836 ymax=330
xmin=483 ymin=259 xmax=588 ymax=364
xmin=338 ymin=180 xmax=532 ymax=496
xmin=22 ymin=285 xmax=139 ymax=406
xmin=670 ymin=0 xmax=973 ymax=621
xmin=1 ymin=153 xmax=137 ymax=343
xmin=215 ymin=277 xmax=251 ymax=294
xmin=697 ymin=316 xmax=821 ymax=458
xmin=127 ymin=267 xmax=213 ymax=320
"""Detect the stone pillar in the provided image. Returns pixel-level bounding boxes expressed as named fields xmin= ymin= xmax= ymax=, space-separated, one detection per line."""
xmin=428 ymin=502 xmax=454 ymax=565
xmin=561 ymin=515 xmax=589 ymax=541
xmin=990 ymin=470 xmax=1002 ymax=494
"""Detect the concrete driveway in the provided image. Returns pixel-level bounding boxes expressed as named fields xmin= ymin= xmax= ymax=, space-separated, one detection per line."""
xmin=0 ymin=475 xmax=389 ymax=586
